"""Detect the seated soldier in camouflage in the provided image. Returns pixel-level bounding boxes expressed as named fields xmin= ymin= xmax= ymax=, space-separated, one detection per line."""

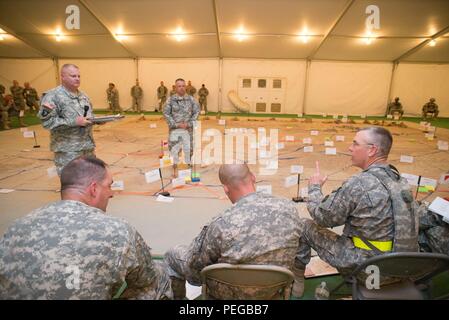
xmin=164 ymin=163 xmax=310 ymax=299
xmin=299 ymin=127 xmax=419 ymax=280
xmin=419 ymin=206 xmax=449 ymax=255
xmin=386 ymin=97 xmax=404 ymax=118
xmin=0 ymin=156 xmax=172 ymax=300
xmin=422 ymin=98 xmax=439 ymax=120
xmin=0 ymin=85 xmax=11 ymax=130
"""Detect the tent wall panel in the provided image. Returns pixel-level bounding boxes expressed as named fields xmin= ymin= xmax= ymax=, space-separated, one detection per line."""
xmin=59 ymin=59 xmax=136 ymax=110
xmin=138 ymin=59 xmax=219 ymax=111
xmin=221 ymin=59 xmax=306 ymax=114
xmin=0 ymin=59 xmax=56 ymax=98
xmin=392 ymin=63 xmax=449 ymax=117
xmin=305 ymin=61 xmax=392 ymax=116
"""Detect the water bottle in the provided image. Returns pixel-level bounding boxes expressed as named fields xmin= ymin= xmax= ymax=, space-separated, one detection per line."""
xmin=314 ymin=281 xmax=330 ymax=300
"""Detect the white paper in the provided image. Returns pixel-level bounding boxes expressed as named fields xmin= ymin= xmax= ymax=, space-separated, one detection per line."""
xmin=111 ymin=181 xmax=124 ymax=191
xmin=419 ymin=121 xmax=428 ymax=127
xmin=420 ymin=177 xmax=437 ymax=188
xmin=149 ymin=123 xmax=157 ymax=128
xmin=324 ymin=141 xmax=334 ymax=147
xmin=19 ymin=110 xmax=24 ymax=117
xmin=285 ymin=136 xmax=294 ymax=142
xmin=401 ymin=173 xmax=420 ymax=186
xmin=336 ymin=135 xmax=345 ymax=142
xmin=218 ymin=119 xmax=226 ymax=125
xmin=400 ymin=155 xmax=414 ymax=163
xmin=310 ymin=131 xmax=319 ymax=136
xmin=322 ymin=113 xmax=327 ymax=117
xmin=276 ymin=142 xmax=285 ymax=150
xmin=427 ymin=126 xmax=436 ymax=133
xmin=393 ymin=115 xmax=400 ymax=120
xmin=387 ymin=114 xmax=393 ymax=119
xmin=20 ymin=127 xmax=28 ymax=133
xmin=266 ymin=160 xmax=278 ymax=170
xmin=303 ymin=138 xmax=312 ymax=144
xmin=342 ymin=117 xmax=348 ymax=123
xmin=172 ymin=177 xmax=186 ymax=187
xmin=47 ymin=166 xmax=58 ymax=178
xmin=425 ymin=133 xmax=434 ymax=139
xmin=178 ymin=169 xmax=192 ymax=179
xmin=304 ymin=146 xmax=313 ymax=153
xmin=256 ymin=185 xmax=272 ymax=195
xmin=325 ymin=148 xmax=337 ymax=155
xmin=333 ymin=115 xmax=338 ymax=119
xmin=0 ymin=189 xmax=15 ymax=194
xmin=23 ymin=131 xmax=35 ymax=138
xmin=360 ymin=114 xmax=366 ymax=119
xmin=291 ymin=165 xmax=304 ymax=174
xmin=437 ymin=141 xmax=448 ymax=151
xmin=156 ymin=194 xmax=174 ymax=203
xmin=285 ymin=175 xmax=298 ymax=188
xmin=159 ymin=156 xmax=173 ymax=168
xmin=428 ymin=197 xmax=449 ymax=220
xmin=145 ymin=169 xmax=160 ymax=183
xmin=186 ymin=283 xmax=202 ymax=300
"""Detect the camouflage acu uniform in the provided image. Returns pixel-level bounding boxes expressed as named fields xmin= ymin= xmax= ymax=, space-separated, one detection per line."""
xmin=0 ymin=85 xmax=10 ymax=129
xmin=164 ymin=192 xmax=311 ymax=299
xmin=198 ymin=86 xmax=209 ymax=113
xmin=131 ymin=85 xmax=143 ymax=112
xmin=157 ymin=85 xmax=168 ymax=112
xmin=23 ymin=87 xmax=40 ymax=112
xmin=386 ymin=99 xmax=404 ymax=118
xmin=38 ymin=85 xmax=96 ymax=175
xmin=163 ymin=94 xmax=200 ymax=164
xmin=422 ymin=101 xmax=439 ymax=119
xmin=186 ymin=84 xmax=196 ymax=97
xmin=10 ymin=85 xmax=26 ymax=111
xmin=0 ymin=200 xmax=172 ymax=300
xmin=419 ymin=209 xmax=449 ymax=255
xmin=302 ymin=163 xmax=419 ymax=276
xmin=106 ymin=87 xmax=122 ymax=113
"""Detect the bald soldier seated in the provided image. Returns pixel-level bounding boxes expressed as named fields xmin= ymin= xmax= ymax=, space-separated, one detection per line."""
xmin=164 ymin=164 xmax=310 ymax=299
xmin=0 ymin=156 xmax=172 ymax=300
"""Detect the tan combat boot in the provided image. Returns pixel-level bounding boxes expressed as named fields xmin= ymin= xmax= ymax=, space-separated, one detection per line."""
xmin=292 ymin=265 xmax=305 ymax=298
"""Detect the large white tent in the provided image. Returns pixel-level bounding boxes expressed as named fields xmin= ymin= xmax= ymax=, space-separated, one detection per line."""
xmin=1 ymin=0 xmax=448 ymax=115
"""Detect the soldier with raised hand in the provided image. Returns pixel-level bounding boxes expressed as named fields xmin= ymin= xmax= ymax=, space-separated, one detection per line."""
xmin=156 ymin=81 xmax=168 ymax=112
xmin=164 ymin=163 xmax=311 ymax=299
xmin=163 ymin=78 xmax=200 ymax=178
xmin=106 ymin=83 xmax=122 ymax=113
xmin=9 ymin=80 xmax=26 ymax=126
xmin=38 ymin=64 xmax=96 ymax=175
xmin=0 ymin=156 xmax=172 ymax=300
xmin=23 ymin=82 xmax=40 ymax=112
xmin=198 ymin=84 xmax=209 ymax=114
xmin=130 ymin=79 xmax=143 ymax=112
xmin=298 ymin=127 xmax=419 ymax=282
xmin=185 ymin=80 xmax=196 ymax=97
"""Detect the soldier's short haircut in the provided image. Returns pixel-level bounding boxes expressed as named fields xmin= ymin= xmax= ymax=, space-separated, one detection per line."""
xmin=61 ymin=156 xmax=107 ymax=193
xmin=60 ymin=64 xmax=79 ymax=74
xmin=219 ymin=163 xmax=252 ymax=187
xmin=175 ymin=78 xmax=185 ymax=83
xmin=359 ymin=127 xmax=393 ymax=157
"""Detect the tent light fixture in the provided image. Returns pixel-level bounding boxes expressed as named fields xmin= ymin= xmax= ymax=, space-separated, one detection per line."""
xmin=171 ymin=27 xmax=187 ymax=42
xmin=234 ymin=26 xmax=249 ymax=42
xmin=55 ymin=28 xmax=64 ymax=42
xmin=428 ymin=39 xmax=437 ymax=47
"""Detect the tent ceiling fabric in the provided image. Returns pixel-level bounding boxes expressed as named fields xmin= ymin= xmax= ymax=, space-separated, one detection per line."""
xmin=0 ymin=0 xmax=448 ymax=62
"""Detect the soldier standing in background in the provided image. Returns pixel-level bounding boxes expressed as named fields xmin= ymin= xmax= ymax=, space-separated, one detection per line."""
xmin=10 ymin=80 xmax=26 ymax=126
xmin=23 ymin=82 xmax=40 ymax=113
xmin=131 ymin=79 xmax=143 ymax=113
xmin=106 ymin=83 xmax=122 ymax=113
xmin=0 ymin=85 xmax=11 ymax=130
xmin=169 ymin=85 xmax=176 ymax=97
xmin=185 ymin=80 xmax=196 ymax=97
xmin=156 ymin=81 xmax=168 ymax=112
xmin=198 ymin=84 xmax=209 ymax=114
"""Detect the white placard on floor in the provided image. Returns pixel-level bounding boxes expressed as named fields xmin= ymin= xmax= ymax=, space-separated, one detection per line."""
xmin=428 ymin=197 xmax=449 ymax=220
xmin=291 ymin=165 xmax=304 ymax=174
xmin=145 ymin=169 xmax=160 ymax=183
xmin=256 ymin=185 xmax=272 ymax=195
xmin=285 ymin=136 xmax=295 ymax=142
xmin=310 ymin=131 xmax=319 ymax=136
xmin=324 ymin=141 xmax=334 ymax=147
xmin=20 ymin=127 xmax=28 ymax=133
xmin=401 ymin=173 xmax=420 ymax=186
xmin=172 ymin=177 xmax=186 ymax=187
xmin=218 ymin=119 xmax=226 ymax=125
xmin=156 ymin=194 xmax=174 ymax=203
xmin=387 ymin=114 xmax=393 ymax=119
xmin=111 ymin=181 xmax=124 ymax=191
xmin=0 ymin=189 xmax=15 ymax=194
xmin=400 ymin=155 xmax=414 ymax=163
xmin=336 ymin=135 xmax=345 ymax=142
xmin=304 ymin=146 xmax=313 ymax=153
xmin=23 ymin=131 xmax=34 ymax=138
xmin=149 ymin=123 xmax=157 ymax=128
xmin=285 ymin=175 xmax=298 ymax=188
xmin=325 ymin=148 xmax=337 ymax=155
xmin=303 ymin=138 xmax=312 ymax=144
xmin=178 ymin=169 xmax=192 ymax=179
xmin=420 ymin=177 xmax=437 ymax=188
xmin=437 ymin=141 xmax=448 ymax=151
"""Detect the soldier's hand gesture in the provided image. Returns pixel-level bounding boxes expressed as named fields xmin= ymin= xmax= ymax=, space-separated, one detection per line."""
xmin=309 ymin=161 xmax=328 ymax=186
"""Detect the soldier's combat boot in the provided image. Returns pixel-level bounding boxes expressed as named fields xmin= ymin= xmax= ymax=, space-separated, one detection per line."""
xmin=291 ymin=265 xmax=305 ymax=298
xmin=170 ymin=277 xmax=186 ymax=300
